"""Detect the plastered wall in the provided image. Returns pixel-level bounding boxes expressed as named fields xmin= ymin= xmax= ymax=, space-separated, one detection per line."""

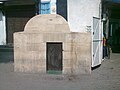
xmin=14 ymin=14 xmax=91 ymax=75
xmin=67 ymin=0 xmax=101 ymax=32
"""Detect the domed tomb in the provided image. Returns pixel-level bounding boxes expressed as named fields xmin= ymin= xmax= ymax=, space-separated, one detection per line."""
xmin=14 ymin=14 xmax=91 ymax=75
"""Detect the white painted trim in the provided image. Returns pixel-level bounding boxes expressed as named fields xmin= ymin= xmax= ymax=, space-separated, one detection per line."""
xmin=3 ymin=14 xmax=6 ymax=45
xmin=0 ymin=11 xmax=6 ymax=45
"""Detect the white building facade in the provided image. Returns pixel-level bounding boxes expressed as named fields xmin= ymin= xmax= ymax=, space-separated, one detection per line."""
xmin=0 ymin=1 xmax=6 ymax=45
xmin=67 ymin=0 xmax=101 ymax=32
xmin=67 ymin=0 xmax=103 ymax=67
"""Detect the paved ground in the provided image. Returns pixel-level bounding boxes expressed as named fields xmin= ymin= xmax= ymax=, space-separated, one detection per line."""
xmin=0 ymin=53 xmax=120 ymax=90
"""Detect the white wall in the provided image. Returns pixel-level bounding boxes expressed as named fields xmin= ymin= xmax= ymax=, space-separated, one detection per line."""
xmin=67 ymin=0 xmax=101 ymax=32
xmin=0 ymin=11 xmax=6 ymax=45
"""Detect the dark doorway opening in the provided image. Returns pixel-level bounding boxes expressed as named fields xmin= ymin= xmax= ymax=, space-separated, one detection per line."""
xmin=102 ymin=1 xmax=120 ymax=53
xmin=46 ymin=42 xmax=63 ymax=74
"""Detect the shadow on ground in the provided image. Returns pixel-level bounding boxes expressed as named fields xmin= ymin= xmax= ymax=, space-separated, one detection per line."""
xmin=91 ymin=64 xmax=101 ymax=70
xmin=0 ymin=45 xmax=14 ymax=63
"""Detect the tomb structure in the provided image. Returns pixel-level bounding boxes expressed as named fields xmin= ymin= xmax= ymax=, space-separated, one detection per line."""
xmin=14 ymin=14 xmax=91 ymax=75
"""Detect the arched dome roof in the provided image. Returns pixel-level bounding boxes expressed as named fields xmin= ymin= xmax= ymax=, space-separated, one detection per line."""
xmin=24 ymin=14 xmax=70 ymax=33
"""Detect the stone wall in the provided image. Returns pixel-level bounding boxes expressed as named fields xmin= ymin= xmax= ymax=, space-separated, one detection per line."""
xmin=69 ymin=33 xmax=91 ymax=74
xmin=14 ymin=14 xmax=91 ymax=75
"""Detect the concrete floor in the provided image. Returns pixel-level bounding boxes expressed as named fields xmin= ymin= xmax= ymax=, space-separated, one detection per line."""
xmin=0 ymin=53 xmax=120 ymax=90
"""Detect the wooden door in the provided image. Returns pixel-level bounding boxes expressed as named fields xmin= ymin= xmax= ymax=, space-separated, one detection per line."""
xmin=47 ymin=43 xmax=62 ymax=71
xmin=92 ymin=17 xmax=103 ymax=67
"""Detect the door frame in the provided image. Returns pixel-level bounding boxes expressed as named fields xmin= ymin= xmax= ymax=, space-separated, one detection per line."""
xmin=46 ymin=42 xmax=63 ymax=74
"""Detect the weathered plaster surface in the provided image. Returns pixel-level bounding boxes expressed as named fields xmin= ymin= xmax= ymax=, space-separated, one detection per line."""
xmin=67 ymin=0 xmax=101 ymax=32
xmin=14 ymin=14 xmax=91 ymax=75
